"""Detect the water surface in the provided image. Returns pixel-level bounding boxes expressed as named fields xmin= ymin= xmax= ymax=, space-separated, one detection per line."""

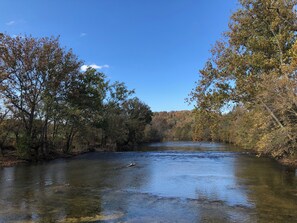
xmin=1 ymin=142 xmax=297 ymax=222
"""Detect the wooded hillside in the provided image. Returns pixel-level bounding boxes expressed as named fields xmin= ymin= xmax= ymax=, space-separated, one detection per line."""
xmin=144 ymin=110 xmax=194 ymax=142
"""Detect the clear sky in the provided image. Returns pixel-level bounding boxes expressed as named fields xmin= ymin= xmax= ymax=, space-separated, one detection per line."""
xmin=0 ymin=0 xmax=238 ymax=112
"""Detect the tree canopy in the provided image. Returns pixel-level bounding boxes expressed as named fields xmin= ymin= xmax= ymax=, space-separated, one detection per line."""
xmin=0 ymin=34 xmax=152 ymax=160
xmin=191 ymin=0 xmax=297 ymax=158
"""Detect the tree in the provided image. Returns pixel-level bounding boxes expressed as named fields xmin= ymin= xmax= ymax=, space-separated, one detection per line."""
xmin=191 ymin=0 xmax=297 ymax=158
xmin=0 ymin=34 xmax=81 ymax=159
xmin=0 ymin=109 xmax=9 ymax=155
xmin=61 ymin=68 xmax=108 ymax=152
xmin=122 ymin=97 xmax=152 ymax=146
xmin=0 ymin=33 xmax=153 ymax=159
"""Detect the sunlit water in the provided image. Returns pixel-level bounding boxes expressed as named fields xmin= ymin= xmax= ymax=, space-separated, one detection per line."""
xmin=1 ymin=142 xmax=297 ymax=222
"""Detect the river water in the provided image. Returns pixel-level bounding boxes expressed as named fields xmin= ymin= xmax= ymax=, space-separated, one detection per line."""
xmin=0 ymin=142 xmax=297 ymax=222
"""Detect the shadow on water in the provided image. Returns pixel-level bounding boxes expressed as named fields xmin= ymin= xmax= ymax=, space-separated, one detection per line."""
xmin=0 ymin=141 xmax=296 ymax=222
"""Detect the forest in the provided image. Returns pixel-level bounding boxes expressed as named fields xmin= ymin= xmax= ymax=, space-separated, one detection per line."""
xmin=144 ymin=110 xmax=194 ymax=142
xmin=0 ymin=34 xmax=152 ymax=161
xmin=190 ymin=0 xmax=297 ymax=161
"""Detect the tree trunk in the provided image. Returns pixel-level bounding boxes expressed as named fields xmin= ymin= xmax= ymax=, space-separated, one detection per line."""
xmin=42 ymin=117 xmax=49 ymax=156
xmin=65 ymin=126 xmax=75 ymax=153
xmin=261 ymin=101 xmax=293 ymax=141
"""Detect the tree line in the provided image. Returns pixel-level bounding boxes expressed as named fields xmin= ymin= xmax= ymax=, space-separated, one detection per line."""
xmin=0 ymin=34 xmax=152 ymax=160
xmin=144 ymin=110 xmax=194 ymax=142
xmin=190 ymin=0 xmax=297 ymax=159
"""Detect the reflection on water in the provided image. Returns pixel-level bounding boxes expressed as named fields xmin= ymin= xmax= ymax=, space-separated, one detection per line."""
xmin=0 ymin=141 xmax=297 ymax=222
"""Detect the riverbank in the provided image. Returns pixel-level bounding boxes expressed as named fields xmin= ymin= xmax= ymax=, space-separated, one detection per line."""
xmin=0 ymin=150 xmax=94 ymax=168
xmin=0 ymin=152 xmax=28 ymax=167
xmin=228 ymin=143 xmax=297 ymax=169
xmin=253 ymin=151 xmax=297 ymax=169
xmin=278 ymin=157 xmax=297 ymax=169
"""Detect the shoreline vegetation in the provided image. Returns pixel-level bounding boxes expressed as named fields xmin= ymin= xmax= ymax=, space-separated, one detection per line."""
xmin=0 ymin=34 xmax=153 ymax=163
xmin=0 ymin=148 xmax=94 ymax=168
xmin=190 ymin=0 xmax=297 ymax=165
xmin=0 ymin=146 xmax=112 ymax=168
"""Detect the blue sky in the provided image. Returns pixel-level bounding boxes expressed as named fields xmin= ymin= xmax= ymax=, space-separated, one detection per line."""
xmin=1 ymin=0 xmax=238 ymax=112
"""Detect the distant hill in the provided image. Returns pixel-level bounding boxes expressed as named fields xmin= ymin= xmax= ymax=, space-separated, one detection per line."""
xmin=144 ymin=110 xmax=195 ymax=142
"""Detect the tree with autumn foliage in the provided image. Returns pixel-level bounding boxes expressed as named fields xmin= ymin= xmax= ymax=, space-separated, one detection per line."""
xmin=0 ymin=35 xmax=81 ymax=159
xmin=191 ymin=0 xmax=297 ymax=158
xmin=0 ymin=34 xmax=152 ymax=160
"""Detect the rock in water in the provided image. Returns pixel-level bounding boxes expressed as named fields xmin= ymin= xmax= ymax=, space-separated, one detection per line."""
xmin=127 ymin=162 xmax=136 ymax=167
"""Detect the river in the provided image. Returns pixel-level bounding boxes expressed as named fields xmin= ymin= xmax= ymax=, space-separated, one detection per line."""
xmin=0 ymin=142 xmax=297 ymax=222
